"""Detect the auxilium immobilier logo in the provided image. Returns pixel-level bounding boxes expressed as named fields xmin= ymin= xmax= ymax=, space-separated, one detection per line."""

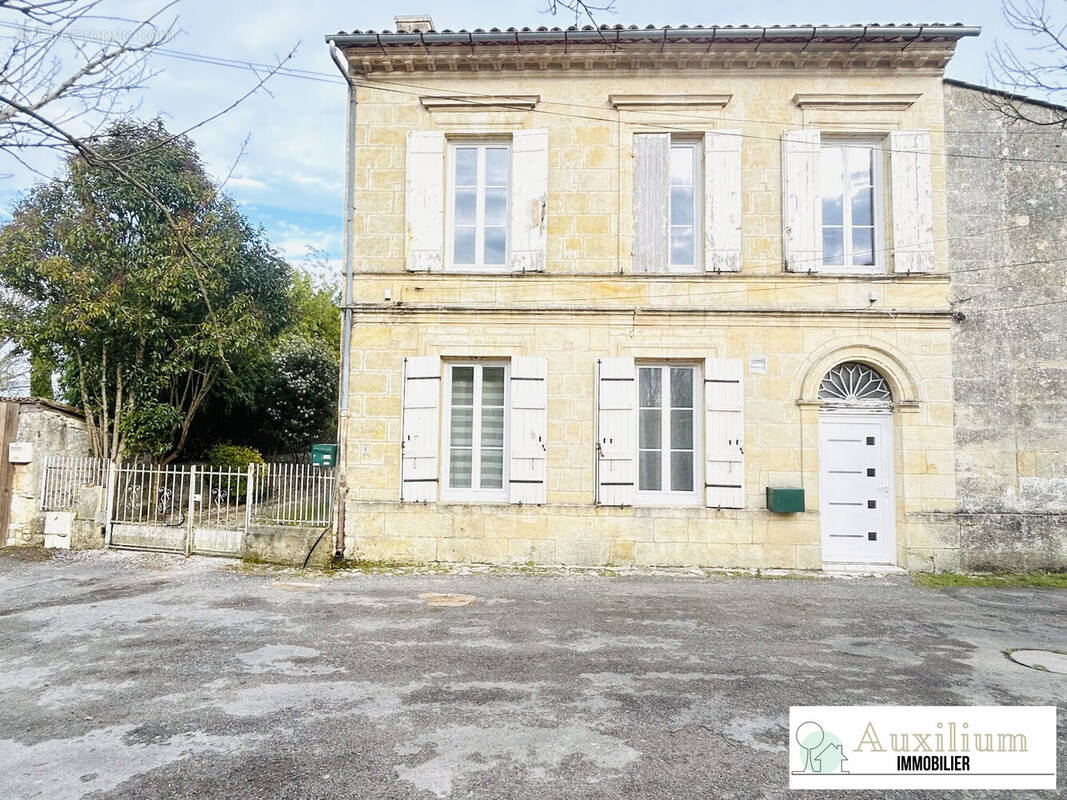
xmin=789 ymin=706 xmax=1057 ymax=791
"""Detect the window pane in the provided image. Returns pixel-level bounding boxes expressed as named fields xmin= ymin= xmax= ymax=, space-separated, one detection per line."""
xmin=454 ymin=227 xmax=476 ymax=264
xmin=484 ymin=187 xmax=507 ymax=226
xmin=483 ymin=227 xmax=507 ymax=265
xmin=639 ymin=368 xmax=661 ymax=408
xmin=822 ymin=227 xmax=844 ymax=266
xmin=670 ymin=368 xmax=693 ymax=408
xmin=639 ymin=451 xmax=662 ymax=491
xmin=455 ymin=148 xmax=477 ymax=186
xmin=820 ymin=146 xmax=844 ymax=226
xmin=670 ymin=451 xmax=694 ymax=492
xmin=455 ymin=188 xmax=477 ymax=226
xmin=450 ymin=448 xmax=472 ymax=488
xmin=639 ymin=409 xmax=662 ymax=449
xmin=481 ymin=407 xmax=504 ymax=448
xmin=449 ymin=407 xmax=473 ymax=447
xmin=671 ymin=227 xmax=694 ymax=265
xmin=481 ymin=367 xmax=505 ymax=406
xmin=853 ymin=228 xmax=875 ymax=266
xmin=851 ymin=185 xmax=873 ymax=227
xmin=670 ymin=145 xmax=693 ymax=186
xmin=671 ymin=186 xmax=694 ymax=226
xmin=485 ymin=147 xmax=509 ymax=186
xmin=480 ymin=448 xmax=504 ymax=489
xmin=451 ymin=367 xmax=475 ymax=405
xmin=848 ymin=145 xmax=873 ymax=189
xmin=670 ymin=409 xmax=693 ymax=450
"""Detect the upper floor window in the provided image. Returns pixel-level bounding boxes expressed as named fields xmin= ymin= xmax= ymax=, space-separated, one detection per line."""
xmin=449 ymin=142 xmax=510 ymax=268
xmin=819 ymin=138 xmax=883 ymax=272
xmin=670 ymin=141 xmax=701 ymax=268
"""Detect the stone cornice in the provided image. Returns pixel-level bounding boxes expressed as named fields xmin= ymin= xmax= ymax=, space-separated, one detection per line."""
xmin=609 ymin=93 xmax=732 ymax=110
xmin=793 ymin=92 xmax=922 ymax=111
xmin=419 ymin=94 xmax=539 ymax=111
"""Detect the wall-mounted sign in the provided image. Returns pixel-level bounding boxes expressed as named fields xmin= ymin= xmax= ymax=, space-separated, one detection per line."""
xmin=749 ymin=355 xmax=768 ymax=375
xmin=8 ymin=442 xmax=32 ymax=463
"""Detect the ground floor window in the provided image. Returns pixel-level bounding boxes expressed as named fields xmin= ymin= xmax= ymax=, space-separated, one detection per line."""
xmin=637 ymin=363 xmax=700 ymax=502
xmin=443 ymin=362 xmax=508 ymax=500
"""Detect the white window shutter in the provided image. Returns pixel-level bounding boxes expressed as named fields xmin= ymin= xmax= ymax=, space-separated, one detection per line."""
xmin=781 ymin=129 xmax=821 ymax=272
xmin=508 ymin=356 xmax=548 ymax=504
xmin=704 ymin=129 xmax=743 ymax=272
xmin=705 ymin=358 xmax=744 ymax=509
xmin=401 ymin=356 xmax=441 ymax=502
xmin=596 ymin=357 xmax=636 ymax=506
xmin=889 ymin=130 xmax=934 ymax=274
xmin=632 ymin=133 xmax=670 ymax=272
xmin=405 ymin=131 xmax=445 ymax=271
xmin=510 ymin=130 xmax=549 ymax=272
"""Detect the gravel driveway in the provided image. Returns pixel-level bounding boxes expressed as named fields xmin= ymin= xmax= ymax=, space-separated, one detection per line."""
xmin=0 ymin=549 xmax=1063 ymax=799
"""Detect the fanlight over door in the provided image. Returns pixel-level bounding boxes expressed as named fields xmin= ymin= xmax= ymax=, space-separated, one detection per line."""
xmin=818 ymin=362 xmax=892 ymax=406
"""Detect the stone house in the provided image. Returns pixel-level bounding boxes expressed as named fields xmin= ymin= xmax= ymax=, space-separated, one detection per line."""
xmin=328 ymin=20 xmax=984 ymax=571
xmin=944 ymin=80 xmax=1067 ymax=571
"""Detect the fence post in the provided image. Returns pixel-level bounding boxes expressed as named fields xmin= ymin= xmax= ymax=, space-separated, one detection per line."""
xmin=103 ymin=460 xmax=118 ymax=549
xmin=245 ymin=462 xmax=255 ymax=535
xmin=185 ymin=465 xmax=197 ymax=557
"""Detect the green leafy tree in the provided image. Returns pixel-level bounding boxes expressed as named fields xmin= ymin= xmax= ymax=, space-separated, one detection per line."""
xmin=261 ymin=335 xmax=338 ymax=455
xmin=0 ymin=120 xmax=291 ymax=461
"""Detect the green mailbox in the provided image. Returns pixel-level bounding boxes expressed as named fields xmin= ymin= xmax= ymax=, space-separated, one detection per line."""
xmin=311 ymin=443 xmax=338 ymax=467
xmin=766 ymin=487 xmax=805 ymax=513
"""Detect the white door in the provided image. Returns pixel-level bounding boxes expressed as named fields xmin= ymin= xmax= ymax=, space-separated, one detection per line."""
xmin=818 ymin=412 xmax=895 ymax=564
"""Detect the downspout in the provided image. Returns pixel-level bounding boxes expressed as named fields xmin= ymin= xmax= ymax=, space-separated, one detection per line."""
xmin=329 ymin=39 xmax=356 ymax=558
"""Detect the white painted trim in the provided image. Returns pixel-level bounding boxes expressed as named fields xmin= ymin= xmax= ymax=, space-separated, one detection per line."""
xmin=817 ymin=135 xmax=886 ymax=275
xmin=634 ymin=362 xmax=704 ymax=506
xmin=441 ymin=360 xmax=511 ymax=503
xmin=445 ymin=140 xmax=512 ymax=271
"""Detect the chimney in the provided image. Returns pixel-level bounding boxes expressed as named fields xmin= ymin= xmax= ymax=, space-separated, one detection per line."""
xmin=394 ymin=15 xmax=435 ymax=33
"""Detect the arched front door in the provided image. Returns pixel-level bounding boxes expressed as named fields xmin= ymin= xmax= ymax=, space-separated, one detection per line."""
xmin=817 ymin=363 xmax=896 ymax=565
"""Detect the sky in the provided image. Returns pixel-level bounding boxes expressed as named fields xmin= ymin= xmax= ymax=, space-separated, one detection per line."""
xmin=0 ymin=0 xmax=1058 ymax=281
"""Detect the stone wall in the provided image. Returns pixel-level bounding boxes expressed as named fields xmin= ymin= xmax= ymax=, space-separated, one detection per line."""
xmin=944 ymin=80 xmax=1067 ymax=570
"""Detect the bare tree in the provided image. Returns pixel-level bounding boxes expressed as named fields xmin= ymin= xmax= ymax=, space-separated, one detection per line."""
xmin=989 ymin=0 xmax=1067 ymax=126
xmin=546 ymin=1 xmax=616 ymax=28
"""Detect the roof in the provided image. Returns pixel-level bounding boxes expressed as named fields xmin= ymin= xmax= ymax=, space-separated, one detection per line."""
xmin=0 ymin=396 xmax=85 ymax=419
xmin=327 ymin=22 xmax=981 ymax=47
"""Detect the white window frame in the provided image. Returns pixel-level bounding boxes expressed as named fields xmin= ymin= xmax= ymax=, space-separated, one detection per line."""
xmin=635 ymin=362 xmax=703 ymax=506
xmin=445 ymin=140 xmax=511 ymax=271
xmin=668 ymin=138 xmax=703 ymax=272
xmin=819 ymin=136 xmax=886 ymax=274
xmin=441 ymin=360 xmax=510 ymax=502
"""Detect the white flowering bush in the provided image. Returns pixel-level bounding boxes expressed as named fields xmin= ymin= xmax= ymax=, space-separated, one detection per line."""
xmin=262 ymin=335 xmax=338 ymax=452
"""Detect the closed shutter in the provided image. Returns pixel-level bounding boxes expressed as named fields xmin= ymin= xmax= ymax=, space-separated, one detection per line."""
xmin=704 ymin=129 xmax=743 ymax=272
xmin=781 ymin=129 xmax=821 ymax=272
xmin=509 ymin=356 xmax=548 ymax=504
xmin=632 ymin=133 xmax=670 ymax=272
xmin=401 ymin=356 xmax=441 ymax=502
xmin=510 ymin=130 xmax=549 ymax=272
xmin=405 ymin=131 xmax=445 ymax=271
xmin=889 ymin=130 xmax=934 ymax=274
xmin=705 ymin=358 xmax=744 ymax=509
xmin=596 ymin=357 xmax=636 ymax=506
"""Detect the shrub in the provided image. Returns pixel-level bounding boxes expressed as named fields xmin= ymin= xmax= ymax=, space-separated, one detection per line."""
xmin=206 ymin=443 xmax=264 ymax=468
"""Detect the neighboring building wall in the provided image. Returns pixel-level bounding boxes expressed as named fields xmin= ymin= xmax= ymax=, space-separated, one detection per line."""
xmin=1 ymin=399 xmax=90 ymax=547
xmin=945 ymin=81 xmax=1067 ymax=570
xmin=339 ymin=33 xmax=966 ymax=571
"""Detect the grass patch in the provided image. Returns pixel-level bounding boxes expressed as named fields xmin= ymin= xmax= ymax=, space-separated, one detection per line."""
xmin=915 ymin=571 xmax=1067 ymax=589
xmin=0 ymin=546 xmax=55 ymax=563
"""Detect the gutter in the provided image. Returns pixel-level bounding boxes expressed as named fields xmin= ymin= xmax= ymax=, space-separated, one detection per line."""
xmin=325 ymin=25 xmax=981 ymax=49
xmin=328 ymin=39 xmax=356 ymax=559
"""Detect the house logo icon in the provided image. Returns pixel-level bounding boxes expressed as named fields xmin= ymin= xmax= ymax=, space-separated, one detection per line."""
xmin=794 ymin=721 xmax=849 ymax=774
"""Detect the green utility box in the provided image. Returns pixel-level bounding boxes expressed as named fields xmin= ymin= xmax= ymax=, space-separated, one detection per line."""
xmin=766 ymin=487 xmax=805 ymax=513
xmin=311 ymin=443 xmax=338 ymax=467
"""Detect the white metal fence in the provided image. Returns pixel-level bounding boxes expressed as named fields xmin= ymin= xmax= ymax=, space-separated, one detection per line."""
xmin=252 ymin=463 xmax=334 ymax=526
xmin=41 ymin=456 xmax=108 ymax=511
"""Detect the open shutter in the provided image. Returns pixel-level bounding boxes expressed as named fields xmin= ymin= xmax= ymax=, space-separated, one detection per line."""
xmin=704 ymin=129 xmax=742 ymax=272
xmin=889 ymin=130 xmax=934 ymax=274
xmin=596 ymin=357 xmax=636 ymax=506
xmin=781 ymin=129 xmax=821 ymax=272
xmin=632 ymin=133 xmax=670 ymax=272
xmin=510 ymin=130 xmax=549 ymax=272
xmin=405 ymin=131 xmax=445 ymax=271
xmin=508 ymin=356 xmax=547 ymax=504
xmin=401 ymin=356 xmax=441 ymax=502
xmin=705 ymin=358 xmax=744 ymax=509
